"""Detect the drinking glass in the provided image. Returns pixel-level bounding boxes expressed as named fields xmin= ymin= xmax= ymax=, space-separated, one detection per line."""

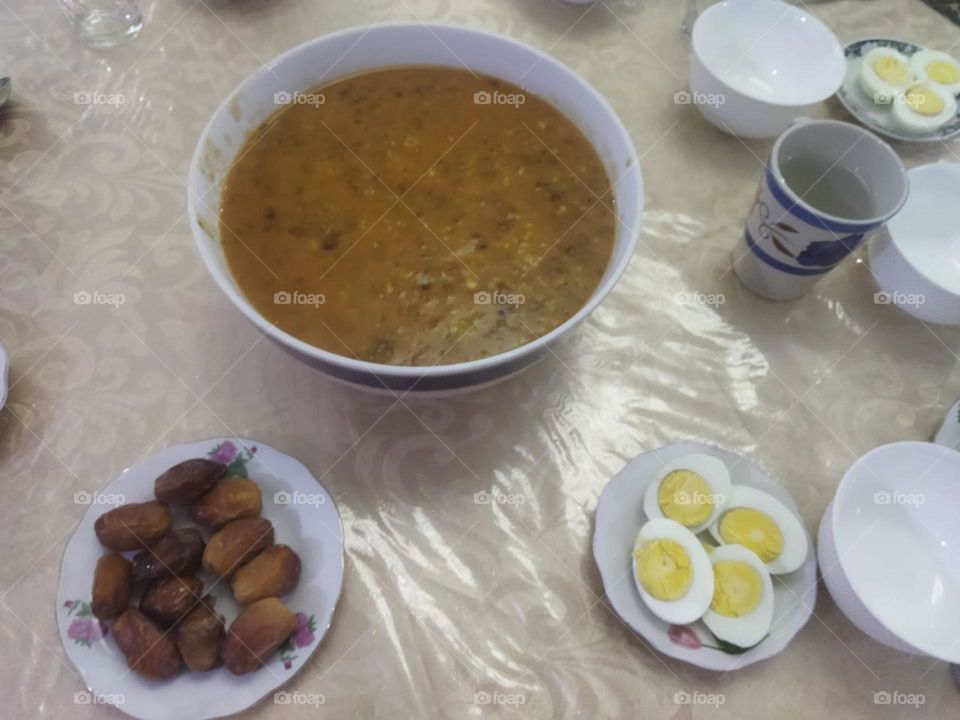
xmin=58 ymin=0 xmax=143 ymax=49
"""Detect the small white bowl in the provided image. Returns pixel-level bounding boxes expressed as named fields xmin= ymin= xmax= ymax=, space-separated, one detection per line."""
xmin=819 ymin=441 xmax=960 ymax=661
xmin=689 ymin=0 xmax=845 ymax=139
xmin=870 ymin=162 xmax=960 ymax=326
xmin=188 ymin=23 xmax=642 ymax=393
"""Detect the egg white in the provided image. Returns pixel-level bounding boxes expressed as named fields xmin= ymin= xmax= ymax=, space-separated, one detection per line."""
xmin=632 ymin=518 xmax=714 ymax=625
xmin=910 ymin=49 xmax=960 ymax=95
xmin=892 ymin=83 xmax=957 ymax=134
xmin=860 ymin=47 xmax=914 ymax=105
xmin=708 ymin=485 xmax=809 ymax=575
xmin=642 ymin=453 xmax=731 ymax=533
xmin=702 ymin=543 xmax=774 ymax=648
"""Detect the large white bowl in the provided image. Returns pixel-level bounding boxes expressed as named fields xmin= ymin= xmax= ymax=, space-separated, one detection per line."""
xmin=870 ymin=162 xmax=960 ymax=326
xmin=188 ymin=23 xmax=642 ymax=392
xmin=819 ymin=441 xmax=960 ymax=661
xmin=689 ymin=0 xmax=845 ymax=139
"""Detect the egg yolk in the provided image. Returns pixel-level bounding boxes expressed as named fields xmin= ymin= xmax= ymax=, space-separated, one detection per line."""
xmin=873 ymin=56 xmax=911 ymax=86
xmin=635 ymin=539 xmax=693 ymax=601
xmin=710 ymin=560 xmax=763 ymax=617
xmin=718 ymin=509 xmax=784 ymax=563
xmin=657 ymin=469 xmax=714 ymax=527
xmin=905 ymin=85 xmax=945 ymax=116
xmin=926 ymin=60 xmax=960 ymax=86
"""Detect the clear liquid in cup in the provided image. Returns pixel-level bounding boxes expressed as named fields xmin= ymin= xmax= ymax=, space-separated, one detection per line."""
xmin=779 ymin=155 xmax=876 ymax=221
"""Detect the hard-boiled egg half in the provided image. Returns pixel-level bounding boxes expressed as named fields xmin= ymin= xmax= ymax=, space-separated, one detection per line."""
xmin=632 ymin=518 xmax=714 ymax=625
xmin=860 ymin=47 xmax=914 ymax=104
xmin=702 ymin=543 xmax=774 ymax=648
xmin=892 ymin=82 xmax=957 ymax=134
xmin=642 ymin=453 xmax=731 ymax=533
xmin=910 ymin=49 xmax=960 ymax=96
xmin=708 ymin=486 xmax=808 ymax=575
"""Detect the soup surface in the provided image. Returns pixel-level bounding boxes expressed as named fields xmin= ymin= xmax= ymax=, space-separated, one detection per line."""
xmin=220 ymin=67 xmax=616 ymax=365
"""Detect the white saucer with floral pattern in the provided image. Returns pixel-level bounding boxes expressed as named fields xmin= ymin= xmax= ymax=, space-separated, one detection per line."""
xmin=56 ymin=437 xmax=344 ymax=720
xmin=593 ymin=440 xmax=817 ymax=671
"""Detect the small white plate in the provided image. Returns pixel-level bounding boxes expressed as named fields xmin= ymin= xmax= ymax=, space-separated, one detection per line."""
xmin=56 ymin=438 xmax=345 ymax=720
xmin=835 ymin=38 xmax=960 ymax=144
xmin=593 ymin=440 xmax=817 ymax=671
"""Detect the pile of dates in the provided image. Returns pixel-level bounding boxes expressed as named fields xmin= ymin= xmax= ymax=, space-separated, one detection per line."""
xmin=90 ymin=458 xmax=302 ymax=680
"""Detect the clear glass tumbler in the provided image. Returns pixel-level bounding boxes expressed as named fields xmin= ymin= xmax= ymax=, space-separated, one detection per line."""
xmin=58 ymin=0 xmax=143 ymax=49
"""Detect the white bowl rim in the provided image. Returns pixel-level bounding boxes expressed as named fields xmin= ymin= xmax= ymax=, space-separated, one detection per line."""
xmin=691 ymin=0 xmax=846 ymax=108
xmin=885 ymin=161 xmax=960 ymax=298
xmin=187 ymin=21 xmax=642 ymax=381
xmin=831 ymin=440 xmax=960 ymax=659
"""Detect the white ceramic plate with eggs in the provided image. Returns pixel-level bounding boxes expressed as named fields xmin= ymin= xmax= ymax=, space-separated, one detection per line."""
xmin=55 ymin=437 xmax=344 ymax=720
xmin=836 ymin=38 xmax=960 ymax=143
xmin=593 ymin=440 xmax=817 ymax=671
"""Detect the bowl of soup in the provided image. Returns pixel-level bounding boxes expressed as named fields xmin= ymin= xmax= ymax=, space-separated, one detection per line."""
xmin=188 ymin=23 xmax=643 ymax=391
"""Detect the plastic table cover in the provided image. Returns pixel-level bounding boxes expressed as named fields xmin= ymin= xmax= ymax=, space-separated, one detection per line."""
xmin=1 ymin=0 xmax=959 ymax=718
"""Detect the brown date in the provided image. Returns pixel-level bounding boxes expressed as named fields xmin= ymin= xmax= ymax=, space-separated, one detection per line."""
xmin=131 ymin=528 xmax=205 ymax=584
xmin=140 ymin=575 xmax=204 ymax=627
xmin=91 ymin=553 xmax=131 ymax=620
xmin=202 ymin=517 xmax=274 ymax=579
xmin=112 ymin=607 xmax=182 ymax=680
xmin=177 ymin=596 xmax=225 ymax=672
xmin=221 ymin=597 xmax=296 ymax=675
xmin=94 ymin=501 xmax=172 ymax=551
xmin=231 ymin=545 xmax=301 ymax=606
xmin=154 ymin=458 xmax=227 ymax=504
xmin=191 ymin=477 xmax=262 ymax=529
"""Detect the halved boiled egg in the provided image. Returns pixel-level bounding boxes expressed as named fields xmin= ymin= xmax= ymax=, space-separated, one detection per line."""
xmin=910 ymin=49 xmax=960 ymax=96
xmin=632 ymin=518 xmax=714 ymax=625
xmin=708 ymin=485 xmax=808 ymax=575
xmin=702 ymin=543 xmax=774 ymax=648
xmin=642 ymin=453 xmax=731 ymax=533
xmin=892 ymin=83 xmax=957 ymax=134
xmin=860 ymin=47 xmax=914 ymax=104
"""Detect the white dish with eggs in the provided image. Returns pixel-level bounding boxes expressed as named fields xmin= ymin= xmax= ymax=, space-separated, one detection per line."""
xmin=836 ymin=38 xmax=960 ymax=143
xmin=594 ymin=441 xmax=817 ymax=671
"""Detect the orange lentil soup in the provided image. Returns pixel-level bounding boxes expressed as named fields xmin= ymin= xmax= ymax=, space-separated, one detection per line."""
xmin=220 ymin=67 xmax=616 ymax=366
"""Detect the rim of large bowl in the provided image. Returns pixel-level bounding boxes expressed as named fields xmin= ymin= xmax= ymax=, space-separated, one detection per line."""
xmin=691 ymin=0 xmax=846 ymax=108
xmin=188 ymin=21 xmax=642 ymax=382
xmin=831 ymin=440 xmax=960 ymax=660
